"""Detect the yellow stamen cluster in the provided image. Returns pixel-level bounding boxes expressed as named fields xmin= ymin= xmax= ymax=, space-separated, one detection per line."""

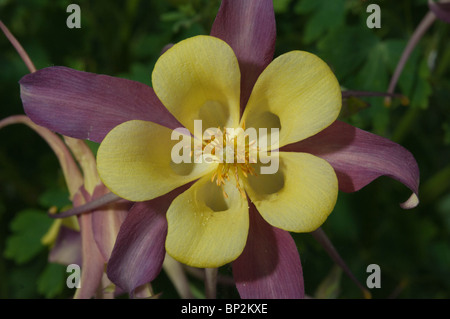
xmin=200 ymin=124 xmax=258 ymax=199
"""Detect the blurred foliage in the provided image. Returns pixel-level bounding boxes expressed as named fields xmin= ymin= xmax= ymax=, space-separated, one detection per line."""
xmin=0 ymin=0 xmax=449 ymax=298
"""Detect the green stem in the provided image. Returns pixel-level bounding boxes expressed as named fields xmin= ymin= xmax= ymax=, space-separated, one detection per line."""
xmin=420 ymin=163 xmax=450 ymax=204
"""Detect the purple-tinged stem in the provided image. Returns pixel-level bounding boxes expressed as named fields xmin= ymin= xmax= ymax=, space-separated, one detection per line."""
xmin=0 ymin=20 xmax=37 ymax=73
xmin=385 ymin=11 xmax=436 ymax=105
xmin=48 ymin=192 xmax=122 ymax=218
xmin=311 ymin=227 xmax=371 ymax=299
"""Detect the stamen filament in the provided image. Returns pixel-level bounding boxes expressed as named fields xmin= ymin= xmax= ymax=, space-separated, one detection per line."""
xmin=202 ymin=124 xmax=257 ymax=199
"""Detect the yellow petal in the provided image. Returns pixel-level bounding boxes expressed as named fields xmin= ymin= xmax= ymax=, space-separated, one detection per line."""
xmin=97 ymin=120 xmax=215 ymax=201
xmin=244 ymin=152 xmax=338 ymax=232
xmin=152 ymin=35 xmax=241 ymax=135
xmin=241 ymin=51 xmax=341 ymax=149
xmin=165 ymin=173 xmax=249 ymax=268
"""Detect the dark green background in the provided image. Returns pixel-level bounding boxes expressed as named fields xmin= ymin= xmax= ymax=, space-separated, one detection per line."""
xmin=0 ymin=0 xmax=449 ymax=298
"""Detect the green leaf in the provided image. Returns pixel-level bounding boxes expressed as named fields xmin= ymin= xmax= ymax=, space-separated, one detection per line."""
xmin=295 ymin=0 xmax=347 ymax=44
xmin=352 ymin=41 xmax=390 ymax=91
xmin=348 ymin=41 xmax=391 ymax=134
xmin=317 ymin=25 xmax=378 ymax=80
xmin=38 ymin=188 xmax=71 ymax=209
xmin=4 ymin=209 xmax=53 ymax=264
xmin=273 ymin=0 xmax=291 ymax=14
xmin=8 ymin=262 xmax=45 ymax=298
xmin=37 ymin=263 xmax=67 ymax=298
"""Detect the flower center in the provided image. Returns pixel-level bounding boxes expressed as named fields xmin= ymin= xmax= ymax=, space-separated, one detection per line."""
xmin=195 ymin=123 xmax=258 ymax=198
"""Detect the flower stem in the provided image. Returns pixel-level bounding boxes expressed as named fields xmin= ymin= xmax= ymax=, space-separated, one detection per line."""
xmin=385 ymin=11 xmax=436 ymax=105
xmin=311 ymin=227 xmax=371 ymax=299
xmin=183 ymin=266 xmax=235 ymax=286
xmin=205 ymin=268 xmax=218 ymax=299
xmin=163 ymin=254 xmax=194 ymax=299
xmin=48 ymin=192 xmax=121 ymax=218
xmin=0 ymin=20 xmax=37 ymax=73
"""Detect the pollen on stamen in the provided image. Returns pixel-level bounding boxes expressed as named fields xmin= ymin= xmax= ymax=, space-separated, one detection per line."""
xmin=202 ymin=124 xmax=258 ymax=200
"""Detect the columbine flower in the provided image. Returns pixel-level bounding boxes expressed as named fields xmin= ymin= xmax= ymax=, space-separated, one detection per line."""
xmin=97 ymin=33 xmax=341 ymax=291
xmin=18 ymin=0 xmax=419 ymax=298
